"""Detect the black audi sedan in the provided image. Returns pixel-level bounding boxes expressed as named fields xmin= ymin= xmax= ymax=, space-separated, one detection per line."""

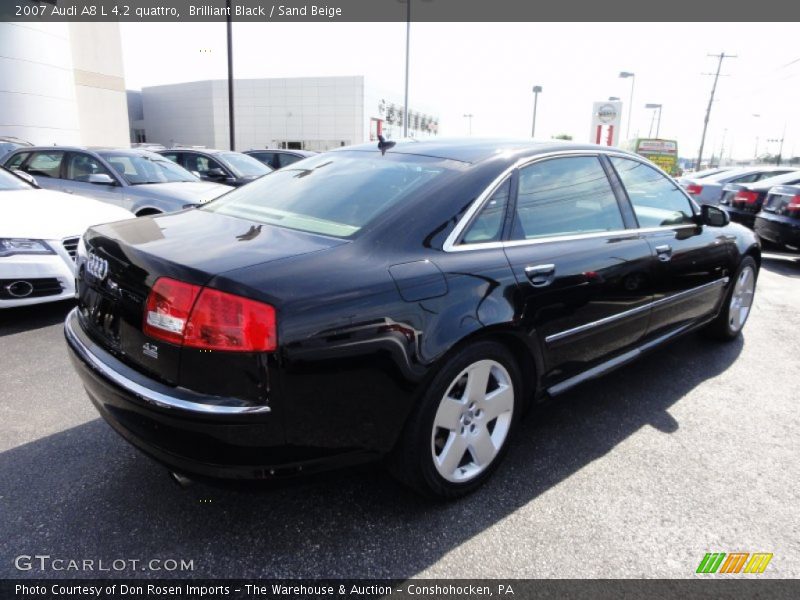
xmin=719 ymin=169 xmax=800 ymax=228
xmin=64 ymin=139 xmax=760 ymax=498
xmin=754 ymin=184 xmax=800 ymax=251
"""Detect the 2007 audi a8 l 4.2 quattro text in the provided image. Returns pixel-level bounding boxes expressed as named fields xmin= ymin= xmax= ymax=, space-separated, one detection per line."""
xmin=65 ymin=139 xmax=760 ymax=498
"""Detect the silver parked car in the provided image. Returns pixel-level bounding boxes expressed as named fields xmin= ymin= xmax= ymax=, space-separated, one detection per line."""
xmin=680 ymin=166 xmax=797 ymax=206
xmin=2 ymin=147 xmax=232 ymax=216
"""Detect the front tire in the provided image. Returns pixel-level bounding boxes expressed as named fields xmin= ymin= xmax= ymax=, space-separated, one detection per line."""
xmin=704 ymin=256 xmax=758 ymax=341
xmin=390 ymin=341 xmax=522 ymax=499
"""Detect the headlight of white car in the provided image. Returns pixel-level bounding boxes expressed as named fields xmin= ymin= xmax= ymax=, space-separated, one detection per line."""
xmin=0 ymin=239 xmax=54 ymax=257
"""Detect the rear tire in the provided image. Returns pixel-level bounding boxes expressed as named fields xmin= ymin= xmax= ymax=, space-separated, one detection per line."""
xmin=389 ymin=341 xmax=522 ymax=499
xmin=703 ymin=256 xmax=758 ymax=341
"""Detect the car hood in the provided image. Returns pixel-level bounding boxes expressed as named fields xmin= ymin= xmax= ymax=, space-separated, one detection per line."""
xmin=1 ymin=189 xmax=133 ymax=239
xmin=131 ymin=181 xmax=232 ymax=203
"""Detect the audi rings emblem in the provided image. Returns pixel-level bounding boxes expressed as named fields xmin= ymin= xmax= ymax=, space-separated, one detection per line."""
xmin=86 ymin=253 xmax=109 ymax=281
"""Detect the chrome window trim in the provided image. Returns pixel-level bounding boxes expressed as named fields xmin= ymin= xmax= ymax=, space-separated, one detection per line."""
xmin=544 ymin=277 xmax=729 ymax=344
xmin=443 ymin=149 xmax=696 ymax=253
xmin=65 ymin=310 xmax=271 ymax=415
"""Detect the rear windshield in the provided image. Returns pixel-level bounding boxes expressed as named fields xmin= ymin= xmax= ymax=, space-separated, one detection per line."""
xmin=202 ymin=151 xmax=456 ymax=238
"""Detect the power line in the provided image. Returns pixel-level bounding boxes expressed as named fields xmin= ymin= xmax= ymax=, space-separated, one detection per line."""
xmin=696 ymin=52 xmax=737 ymax=169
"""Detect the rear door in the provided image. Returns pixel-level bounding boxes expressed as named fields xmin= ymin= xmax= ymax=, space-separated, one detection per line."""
xmin=501 ymin=154 xmax=654 ymax=386
xmin=608 ymin=156 xmax=732 ymax=338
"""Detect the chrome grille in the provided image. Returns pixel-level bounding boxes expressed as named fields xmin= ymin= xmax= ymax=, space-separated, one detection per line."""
xmin=62 ymin=237 xmax=80 ymax=261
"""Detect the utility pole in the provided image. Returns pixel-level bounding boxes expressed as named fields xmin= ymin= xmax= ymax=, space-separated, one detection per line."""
xmin=463 ymin=113 xmax=473 ymax=135
xmin=696 ymin=52 xmax=736 ymax=169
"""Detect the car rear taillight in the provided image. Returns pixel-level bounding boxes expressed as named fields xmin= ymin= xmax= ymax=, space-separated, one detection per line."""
xmin=144 ymin=278 xmax=200 ymax=345
xmin=144 ymin=277 xmax=277 ymax=352
xmin=787 ymin=195 xmax=800 ymax=215
xmin=686 ymin=184 xmax=703 ymax=195
xmin=734 ymin=191 xmax=760 ymax=205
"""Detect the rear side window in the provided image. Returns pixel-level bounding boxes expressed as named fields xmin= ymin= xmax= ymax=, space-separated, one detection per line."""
xmin=4 ymin=152 xmax=30 ymax=171
xmin=26 ymin=151 xmax=64 ymax=178
xmin=462 ymin=179 xmax=511 ymax=244
xmin=204 ymin=152 xmax=456 ymax=238
xmin=510 ymin=156 xmax=623 ymax=240
xmin=611 ymin=157 xmax=695 ymax=227
xmin=65 ymin=153 xmax=113 ymax=182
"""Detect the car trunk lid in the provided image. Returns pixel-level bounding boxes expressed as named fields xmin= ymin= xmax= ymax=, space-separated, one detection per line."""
xmin=77 ymin=209 xmax=346 ymax=385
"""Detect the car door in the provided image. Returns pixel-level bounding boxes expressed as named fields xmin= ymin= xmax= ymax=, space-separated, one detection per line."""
xmin=62 ymin=151 xmax=124 ymax=206
xmin=19 ymin=150 xmax=68 ymax=193
xmin=608 ymin=156 xmax=732 ymax=338
xmin=501 ymin=154 xmax=654 ymax=387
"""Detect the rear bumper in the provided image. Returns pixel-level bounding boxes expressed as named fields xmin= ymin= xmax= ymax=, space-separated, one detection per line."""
xmin=754 ymin=214 xmax=800 ymax=250
xmin=64 ymin=308 xmax=375 ymax=479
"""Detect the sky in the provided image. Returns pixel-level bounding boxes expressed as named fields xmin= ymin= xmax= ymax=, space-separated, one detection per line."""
xmin=121 ymin=22 xmax=800 ymax=160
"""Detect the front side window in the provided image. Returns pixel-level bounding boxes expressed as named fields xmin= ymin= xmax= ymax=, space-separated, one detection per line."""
xmin=183 ymin=154 xmax=225 ymax=177
xmin=203 ymin=151 xmax=456 ymax=238
xmin=511 ymin=156 xmax=623 ymax=240
xmin=218 ymin=152 xmax=272 ymax=177
xmin=461 ymin=179 xmax=511 ymax=244
xmin=277 ymin=153 xmax=303 ymax=168
xmin=66 ymin=153 xmax=114 ymax=182
xmin=610 ymin=157 xmax=694 ymax=227
xmin=26 ymin=151 xmax=64 ymax=178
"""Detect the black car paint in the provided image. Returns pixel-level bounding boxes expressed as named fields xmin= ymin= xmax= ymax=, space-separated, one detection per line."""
xmin=65 ymin=140 xmax=760 ymax=480
xmin=754 ymin=185 xmax=800 ymax=250
xmin=721 ymin=174 xmax=800 ymax=228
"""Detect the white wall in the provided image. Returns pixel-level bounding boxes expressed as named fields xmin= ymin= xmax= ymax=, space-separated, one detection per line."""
xmin=141 ymin=81 xmax=216 ymax=148
xmin=69 ymin=22 xmax=129 ymax=147
xmin=0 ymin=22 xmax=81 ymax=145
xmin=0 ymin=22 xmax=128 ymax=147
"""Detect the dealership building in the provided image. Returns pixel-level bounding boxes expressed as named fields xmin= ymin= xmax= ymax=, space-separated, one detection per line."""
xmin=0 ymin=22 xmax=129 ymax=147
xmin=129 ymin=76 xmax=440 ymax=152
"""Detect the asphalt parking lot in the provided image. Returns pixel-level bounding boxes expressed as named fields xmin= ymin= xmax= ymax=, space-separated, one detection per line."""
xmin=1 ymin=253 xmax=798 ymax=580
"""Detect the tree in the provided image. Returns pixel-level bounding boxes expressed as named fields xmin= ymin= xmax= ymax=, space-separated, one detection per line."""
xmin=552 ymin=133 xmax=573 ymax=140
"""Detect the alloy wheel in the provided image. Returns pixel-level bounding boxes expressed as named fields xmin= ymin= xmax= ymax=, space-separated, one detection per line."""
xmin=729 ymin=265 xmax=755 ymax=333
xmin=430 ymin=359 xmax=514 ymax=483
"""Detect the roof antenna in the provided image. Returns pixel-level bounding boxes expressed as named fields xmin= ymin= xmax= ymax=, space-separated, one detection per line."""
xmin=377 ymin=135 xmax=395 ymax=156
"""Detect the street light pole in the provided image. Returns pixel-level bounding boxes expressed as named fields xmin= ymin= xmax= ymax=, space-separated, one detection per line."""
xmin=463 ymin=113 xmax=473 ymax=135
xmin=619 ymin=72 xmax=635 ymax=141
xmin=531 ymin=85 xmax=542 ymax=138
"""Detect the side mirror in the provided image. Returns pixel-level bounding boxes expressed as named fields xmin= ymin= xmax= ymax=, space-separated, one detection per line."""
xmin=14 ymin=170 xmax=38 ymax=187
xmin=88 ymin=173 xmax=116 ymax=185
xmin=206 ymin=168 xmax=227 ymax=179
xmin=701 ymin=204 xmax=730 ymax=227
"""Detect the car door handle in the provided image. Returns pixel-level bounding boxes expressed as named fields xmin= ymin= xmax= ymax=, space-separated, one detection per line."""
xmin=655 ymin=244 xmax=673 ymax=262
xmin=524 ymin=264 xmax=556 ymax=287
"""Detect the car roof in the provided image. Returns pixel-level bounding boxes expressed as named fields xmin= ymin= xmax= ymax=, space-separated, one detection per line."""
xmin=245 ymin=149 xmax=317 ymax=156
xmin=334 ymin=138 xmax=630 ymax=165
xmin=12 ymin=146 xmax=159 ymax=156
xmin=160 ymin=148 xmax=230 ymax=155
xmin=741 ymin=170 xmax=800 ymax=190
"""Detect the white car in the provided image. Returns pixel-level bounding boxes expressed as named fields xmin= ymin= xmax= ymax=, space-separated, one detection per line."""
xmin=1 ymin=168 xmax=133 ymax=308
